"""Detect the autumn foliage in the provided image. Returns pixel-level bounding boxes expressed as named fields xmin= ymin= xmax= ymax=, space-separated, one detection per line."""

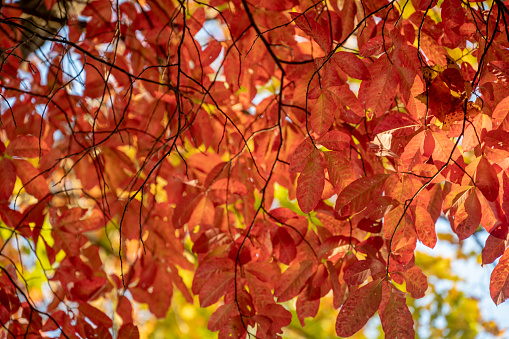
xmin=1 ymin=0 xmax=509 ymax=337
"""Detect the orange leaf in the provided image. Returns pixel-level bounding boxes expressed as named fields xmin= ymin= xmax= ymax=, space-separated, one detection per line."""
xmin=311 ymin=90 xmax=336 ymax=135
xmin=492 ymin=96 xmax=509 ymax=128
xmin=6 ymin=136 xmax=49 ymax=158
xmin=296 ymin=149 xmax=325 ymax=213
xmin=414 ymin=206 xmax=437 ymax=249
xmin=400 ymin=131 xmax=426 ymax=171
xmin=12 ymin=159 xmax=50 ymax=200
xmin=463 ymin=113 xmax=492 ymax=150
xmin=290 ymin=12 xmax=331 ymax=52
xmin=318 ymin=130 xmax=350 ymax=151
xmin=289 ymin=138 xmax=314 ymax=172
xmin=475 ymin=156 xmax=500 ymax=202
xmin=490 ymin=248 xmax=509 ymax=305
xmin=482 ymin=233 xmax=507 ymax=265
xmin=188 ymin=195 xmax=215 ymax=229
xmin=453 ymin=190 xmax=481 ymax=240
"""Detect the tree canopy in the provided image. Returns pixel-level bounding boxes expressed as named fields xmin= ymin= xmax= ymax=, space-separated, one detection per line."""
xmin=1 ymin=0 xmax=509 ymax=337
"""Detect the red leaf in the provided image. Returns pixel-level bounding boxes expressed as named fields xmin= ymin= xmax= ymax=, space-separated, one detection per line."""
xmin=311 ymin=89 xmax=336 ymax=135
xmin=296 ymin=293 xmax=320 ymax=326
xmin=335 ymin=174 xmax=390 ymax=217
xmin=275 ymin=261 xmax=316 ymax=302
xmin=432 ymin=131 xmax=460 ymax=163
xmin=503 ymin=172 xmax=509 ymax=220
xmin=78 ymin=304 xmax=113 ymax=329
xmin=71 ymin=277 xmax=107 ymax=302
xmin=400 ymin=131 xmax=426 ymax=171
xmin=414 ymin=206 xmax=437 ymax=249
xmin=116 ymin=296 xmax=133 ymax=324
xmin=290 ymin=12 xmax=331 ymax=52
xmin=492 ymin=95 xmax=509 ymax=128
xmin=289 ymin=138 xmax=314 ymax=172
xmin=84 ymin=323 xmax=112 ymax=339
xmin=208 ymin=303 xmax=235 ymax=332
xmin=490 ymin=248 xmax=509 ymax=305
xmin=52 ymin=228 xmax=85 ymax=257
xmin=273 ymin=228 xmax=297 ymax=265
xmin=477 ymin=190 xmax=505 ymax=234
xmin=6 ymin=136 xmax=49 ymax=158
xmin=210 ymin=178 xmax=248 ymax=196
xmin=318 ymin=130 xmax=350 ymax=151
xmin=441 ymin=0 xmax=466 ymax=23
xmin=173 ymin=194 xmax=215 ymax=229
xmin=332 ymin=52 xmax=371 ymax=80
xmin=311 ymin=263 xmax=329 ymax=288
xmin=335 ymin=279 xmax=383 ymax=337
xmin=192 ymin=258 xmax=233 ymax=294
xmin=373 ymin=112 xmax=420 ymax=137
xmin=0 ymin=159 xmax=16 ymax=201
xmin=146 ymin=267 xmax=174 ymax=318
xmin=379 ymin=283 xmax=415 ymax=339
xmin=487 ymin=61 xmax=509 ymax=83
xmin=463 ymin=113 xmax=492 ymax=150
xmin=453 ymin=189 xmax=481 ymax=240
xmin=255 ymin=304 xmax=292 ymax=336
xmin=82 ymin=1 xmax=112 ymax=21
xmin=357 ymin=218 xmax=383 ymax=233
xmin=187 ymin=195 xmax=215 ymax=228
xmin=296 ymin=149 xmax=325 ymax=213
xmin=383 ymin=206 xmax=417 ymax=265
xmin=327 ymin=86 xmax=365 ymax=116
xmin=427 ymin=184 xmax=444 ymax=222
xmin=344 ymin=260 xmax=384 ymax=286
xmin=421 ymin=130 xmax=435 ymax=159
xmin=12 ymin=159 xmax=50 ymax=200
xmin=403 ymin=266 xmax=428 ymax=299
xmin=419 ymin=34 xmax=447 ymax=65
xmin=59 ymin=208 xmax=105 ymax=234
xmin=327 ymin=261 xmax=347 ymax=309
xmin=475 ymin=156 xmax=500 ymax=202
xmin=317 ymin=236 xmax=351 ymax=259
xmin=245 ymin=262 xmax=279 ymax=283
xmin=359 ymin=36 xmax=393 ymax=57
xmin=324 ymin=151 xmax=357 ymax=191
xmin=482 ymin=234 xmax=507 ymax=265
xmin=118 ymin=323 xmax=140 ymax=339
xmin=360 ymin=60 xmax=399 ymax=116
xmin=199 ymin=271 xmax=234 ymax=308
